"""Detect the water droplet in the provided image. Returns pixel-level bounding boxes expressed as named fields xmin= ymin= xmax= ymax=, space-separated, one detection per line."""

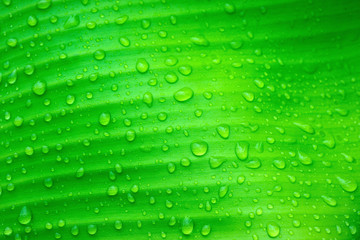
xmin=115 ymin=15 xmax=128 ymax=25
xmin=190 ymin=36 xmax=209 ymax=46
xmin=219 ymin=185 xmax=228 ymax=198
xmin=224 ymin=3 xmax=236 ymax=14
xmin=27 ymin=15 xmax=38 ymax=27
xmin=191 ymin=140 xmax=208 ymax=156
xmin=107 ymin=185 xmax=118 ymax=196
xmin=93 ymin=49 xmax=106 ymax=60
xmin=141 ymin=19 xmax=151 ymax=29
xmin=24 ymin=64 xmax=35 ymax=75
xmin=7 ymin=38 xmax=17 ymax=47
xmin=298 ymin=151 xmax=312 ymax=165
xmin=245 ymin=158 xmax=261 ymax=169
xmin=18 ymin=206 xmax=32 ymax=225
xmin=165 ymin=56 xmax=178 ymax=66
xmin=136 ymin=58 xmax=149 ymax=73
xmin=216 ymin=124 xmax=230 ymax=139
xmin=201 ymin=225 xmax=211 ymax=236
xmin=336 ymin=176 xmax=357 ymax=193
xmin=180 ymin=158 xmax=191 ymax=167
xmin=164 ymin=71 xmax=178 ymax=83
xmin=167 ymin=162 xmax=176 ymax=173
xmin=7 ymin=69 xmax=17 ymax=84
xmin=87 ymin=224 xmax=97 ymax=235
xmin=178 ymin=65 xmax=192 ymax=76
xmin=71 ymin=225 xmax=79 ymax=236
xmin=76 ymin=167 xmax=84 ymax=178
xmin=293 ymin=121 xmax=315 ymax=134
xmin=43 ymin=177 xmax=53 ymax=188
xmin=321 ymin=195 xmax=337 ymax=207
xmin=242 ymin=92 xmax=255 ymax=102
xmin=64 ymin=14 xmax=80 ymax=29
xmin=99 ymin=112 xmax=111 ymax=126
xmin=66 ymin=95 xmax=75 ymax=105
xmin=32 ymin=81 xmax=47 ymax=96
xmin=272 ymin=159 xmax=286 ymax=169
xmin=143 ymin=92 xmax=153 ymax=107
xmin=209 ymin=157 xmax=225 ymax=169
xmin=237 ymin=175 xmax=245 ymax=184
xmin=114 ymin=220 xmax=123 ymax=230
xmin=235 ymin=142 xmax=249 ymax=160
xmin=119 ymin=37 xmax=130 ymax=47
xmin=181 ymin=217 xmax=194 ymax=235
xmin=174 ymin=87 xmax=193 ymax=102
xmin=126 ymin=130 xmax=136 ymax=142
xmin=37 ymin=0 xmax=52 ymax=9
xmin=14 ymin=116 xmax=24 ymax=127
xmin=266 ymin=222 xmax=280 ymax=238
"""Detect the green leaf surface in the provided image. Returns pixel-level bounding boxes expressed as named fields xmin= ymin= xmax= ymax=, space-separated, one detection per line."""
xmin=0 ymin=0 xmax=360 ymax=239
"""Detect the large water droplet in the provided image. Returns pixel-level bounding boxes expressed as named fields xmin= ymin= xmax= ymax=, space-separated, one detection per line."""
xmin=216 ymin=124 xmax=230 ymax=139
xmin=191 ymin=140 xmax=208 ymax=156
xmin=235 ymin=142 xmax=249 ymax=160
xmin=99 ymin=112 xmax=111 ymax=126
xmin=174 ymin=87 xmax=193 ymax=102
xmin=321 ymin=195 xmax=337 ymax=207
xmin=336 ymin=176 xmax=357 ymax=193
xmin=293 ymin=121 xmax=315 ymax=134
xmin=181 ymin=217 xmax=194 ymax=235
xmin=64 ymin=14 xmax=80 ymax=29
xmin=136 ymin=58 xmax=149 ymax=73
xmin=37 ymin=0 xmax=52 ymax=9
xmin=18 ymin=206 xmax=32 ymax=225
xmin=32 ymin=81 xmax=47 ymax=96
xmin=266 ymin=222 xmax=280 ymax=238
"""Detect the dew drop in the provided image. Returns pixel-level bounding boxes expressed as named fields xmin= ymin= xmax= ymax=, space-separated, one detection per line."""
xmin=126 ymin=130 xmax=136 ymax=142
xmin=298 ymin=151 xmax=312 ymax=165
xmin=181 ymin=217 xmax=194 ymax=235
xmin=191 ymin=140 xmax=208 ymax=156
xmin=321 ymin=195 xmax=337 ymax=207
xmin=64 ymin=14 xmax=80 ymax=29
xmin=174 ymin=87 xmax=193 ymax=102
xmin=32 ymin=81 xmax=47 ymax=96
xmin=136 ymin=58 xmax=149 ymax=73
xmin=93 ymin=49 xmax=106 ymax=60
xmin=209 ymin=157 xmax=225 ymax=169
xmin=27 ymin=15 xmax=38 ymax=27
xmin=99 ymin=112 xmax=111 ymax=126
xmin=107 ymin=185 xmax=118 ymax=196
xmin=235 ymin=142 xmax=249 ymax=160
xmin=87 ymin=224 xmax=97 ymax=235
xmin=266 ymin=222 xmax=280 ymax=238
xmin=336 ymin=175 xmax=357 ymax=193
xmin=190 ymin=36 xmax=209 ymax=46
xmin=293 ymin=121 xmax=315 ymax=134
xmin=37 ymin=0 xmax=52 ymax=9
xmin=216 ymin=124 xmax=230 ymax=139
xmin=18 ymin=206 xmax=32 ymax=225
